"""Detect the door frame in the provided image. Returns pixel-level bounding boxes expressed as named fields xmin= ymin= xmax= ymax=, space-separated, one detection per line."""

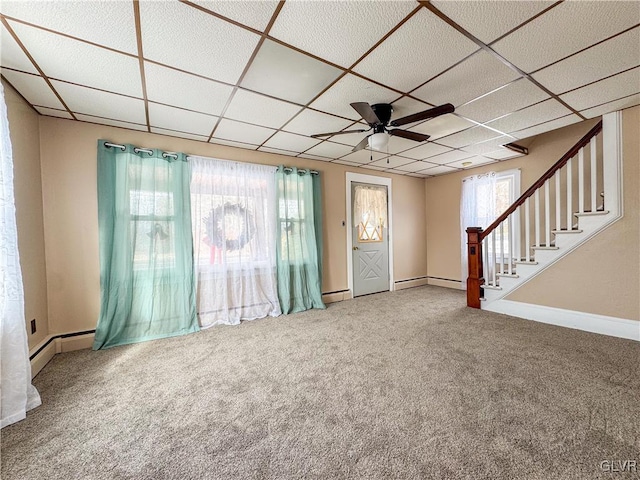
xmin=346 ymin=172 xmax=394 ymax=296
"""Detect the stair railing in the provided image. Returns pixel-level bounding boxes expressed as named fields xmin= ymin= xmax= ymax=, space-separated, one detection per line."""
xmin=466 ymin=120 xmax=603 ymax=308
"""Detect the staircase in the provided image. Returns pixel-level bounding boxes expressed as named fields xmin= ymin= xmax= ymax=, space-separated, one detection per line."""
xmin=466 ymin=112 xmax=623 ymax=313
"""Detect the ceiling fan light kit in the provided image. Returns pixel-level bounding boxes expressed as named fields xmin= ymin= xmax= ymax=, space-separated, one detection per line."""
xmin=368 ymin=132 xmax=389 ymax=151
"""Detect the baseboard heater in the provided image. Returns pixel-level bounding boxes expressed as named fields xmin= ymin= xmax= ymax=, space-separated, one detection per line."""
xmin=29 ymin=330 xmax=96 ymax=361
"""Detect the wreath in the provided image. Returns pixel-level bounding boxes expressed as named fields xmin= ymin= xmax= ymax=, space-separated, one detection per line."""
xmin=203 ymin=203 xmax=255 ymax=251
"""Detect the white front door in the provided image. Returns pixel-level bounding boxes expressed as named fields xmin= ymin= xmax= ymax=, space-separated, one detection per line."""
xmin=352 ymin=182 xmax=389 ymax=297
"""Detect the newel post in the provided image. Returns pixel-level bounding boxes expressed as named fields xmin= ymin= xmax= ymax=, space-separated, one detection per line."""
xmin=466 ymin=227 xmax=484 ymax=309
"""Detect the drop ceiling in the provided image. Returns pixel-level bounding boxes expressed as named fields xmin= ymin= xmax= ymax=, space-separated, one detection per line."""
xmin=1 ymin=0 xmax=638 ymax=177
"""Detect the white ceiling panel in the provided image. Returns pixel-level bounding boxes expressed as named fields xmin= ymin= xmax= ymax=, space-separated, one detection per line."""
xmin=353 ymin=9 xmax=479 ymax=92
xmin=224 ymin=89 xmax=301 ymax=129
xmin=270 ymin=1 xmax=416 ymax=68
xmin=419 ymin=164 xmax=460 ymax=176
xmin=409 ymin=114 xmax=475 ymax=139
xmin=9 ymin=21 xmax=142 ymax=97
xmin=426 ymin=149 xmax=474 ymax=165
xmin=438 ymin=125 xmax=502 ymax=148
xmin=1 ymin=25 xmax=37 ymax=73
xmin=148 ymin=102 xmax=217 ymax=136
xmin=298 ymin=153 xmax=333 ymax=162
xmin=241 ymin=39 xmax=343 ymax=105
xmin=389 ymin=96 xmax=435 ymax=120
xmin=258 ymin=146 xmax=298 ymax=157
xmin=385 ymin=136 xmax=428 ymax=155
xmin=34 ymin=106 xmax=73 ymax=119
xmin=413 ymin=50 xmax=520 ymax=107
xmin=492 ymin=1 xmax=640 ymax=73
xmin=263 ymin=131 xmax=320 ymax=152
xmin=144 ymin=62 xmax=233 ymax=116
xmin=340 ymin=149 xmax=387 ymax=164
xmin=485 ymin=99 xmax=572 ymax=134
xmin=332 ymin=159 xmax=363 ymax=167
xmin=1 ymin=0 xmax=138 ymax=54
xmin=210 ymin=138 xmax=259 ymax=150
xmin=190 ymin=1 xmax=279 ymax=31
xmin=560 ymin=68 xmax=640 ymax=112
xmin=407 ymin=172 xmax=430 ymax=178
xmin=399 ymin=142 xmax=451 ymax=160
xmin=213 ymin=118 xmax=275 ymax=145
xmin=2 ymin=70 xmax=63 ymax=109
xmin=309 ymin=74 xmax=398 ymax=121
xmin=456 ymin=79 xmax=549 ymax=124
xmin=284 ymin=109 xmax=353 ymax=137
xmin=393 ymin=161 xmax=436 ymax=173
xmin=52 ymin=80 xmax=146 ymax=124
xmin=304 ymin=141 xmax=354 ymax=159
xmin=139 ymin=1 xmax=259 ymax=84
xmin=461 ymin=135 xmax=516 ymax=155
xmin=581 ymin=94 xmax=640 ymax=119
xmin=369 ymin=155 xmax=413 ymax=169
xmin=75 ymin=113 xmax=147 ymax=132
xmin=532 ymin=27 xmax=640 ymax=95
xmin=511 ymin=114 xmax=581 ymax=140
xmin=485 ymin=149 xmax=523 ymax=161
xmin=446 ymin=155 xmax=496 ymax=169
xmin=431 ymin=1 xmax=555 ymax=44
xmin=151 ymin=127 xmax=209 ymax=142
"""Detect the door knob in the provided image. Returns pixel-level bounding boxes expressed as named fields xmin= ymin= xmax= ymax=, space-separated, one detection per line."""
xmin=353 ymin=246 xmax=359 ymax=250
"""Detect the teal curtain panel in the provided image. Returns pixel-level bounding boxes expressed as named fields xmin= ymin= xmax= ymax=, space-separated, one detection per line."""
xmin=275 ymin=166 xmax=325 ymax=314
xmin=93 ymin=141 xmax=198 ymax=349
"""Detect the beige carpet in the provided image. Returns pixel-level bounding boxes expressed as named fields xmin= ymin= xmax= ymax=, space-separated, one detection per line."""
xmin=2 ymin=286 xmax=639 ymax=480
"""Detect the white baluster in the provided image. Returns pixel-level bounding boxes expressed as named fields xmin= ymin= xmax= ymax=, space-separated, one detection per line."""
xmin=566 ymin=158 xmax=573 ymax=230
xmin=483 ymin=236 xmax=489 ymax=286
xmin=590 ymin=136 xmax=597 ymax=211
xmin=525 ymin=197 xmax=530 ymax=262
xmin=555 ymin=170 xmax=561 ymax=231
xmin=491 ymin=231 xmax=497 ymax=286
xmin=545 ymin=179 xmax=550 ymax=247
xmin=534 ymin=189 xmax=540 ymax=247
xmin=500 ymin=222 xmax=505 ymax=275
xmin=508 ymin=216 xmax=513 ymax=275
xmin=578 ymin=147 xmax=585 ymax=213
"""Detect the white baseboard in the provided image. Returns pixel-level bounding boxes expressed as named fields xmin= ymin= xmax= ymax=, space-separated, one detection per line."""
xmin=322 ymin=290 xmax=352 ymax=304
xmin=30 ymin=332 xmax=95 ymax=378
xmin=484 ymin=300 xmax=640 ymax=341
xmin=427 ymin=277 xmax=463 ymax=290
xmin=395 ymin=277 xmax=430 ymax=291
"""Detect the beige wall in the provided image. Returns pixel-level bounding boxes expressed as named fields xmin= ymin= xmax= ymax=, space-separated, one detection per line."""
xmin=507 ymin=106 xmax=640 ymax=320
xmin=4 ymin=80 xmax=49 ymax=349
xmin=425 ymin=117 xmax=599 ymax=283
xmin=38 ymin=117 xmax=427 ymax=334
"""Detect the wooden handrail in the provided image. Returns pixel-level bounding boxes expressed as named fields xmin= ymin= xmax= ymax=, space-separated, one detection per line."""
xmin=480 ymin=120 xmax=602 ymax=241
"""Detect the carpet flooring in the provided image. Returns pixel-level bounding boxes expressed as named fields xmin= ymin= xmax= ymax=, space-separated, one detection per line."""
xmin=2 ymin=286 xmax=639 ymax=480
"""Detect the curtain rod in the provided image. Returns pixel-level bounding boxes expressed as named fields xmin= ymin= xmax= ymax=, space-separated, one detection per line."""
xmin=282 ymin=166 xmax=319 ymax=175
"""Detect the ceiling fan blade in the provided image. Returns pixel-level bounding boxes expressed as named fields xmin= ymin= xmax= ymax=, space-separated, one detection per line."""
xmin=351 ymin=102 xmax=382 ymax=125
xmin=310 ymin=128 xmax=369 ymax=139
xmin=388 ymin=129 xmax=431 ymax=142
xmin=352 ymin=135 xmax=371 ymax=152
xmin=389 ymin=103 xmax=455 ymax=127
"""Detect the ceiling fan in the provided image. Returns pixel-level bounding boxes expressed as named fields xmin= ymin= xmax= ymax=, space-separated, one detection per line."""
xmin=311 ymin=102 xmax=455 ymax=152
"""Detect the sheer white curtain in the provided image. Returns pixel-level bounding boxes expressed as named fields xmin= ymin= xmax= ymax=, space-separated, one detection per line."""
xmin=190 ymin=157 xmax=281 ymax=327
xmin=1 ymin=83 xmax=41 ymax=428
xmin=460 ymin=172 xmax=498 ymax=289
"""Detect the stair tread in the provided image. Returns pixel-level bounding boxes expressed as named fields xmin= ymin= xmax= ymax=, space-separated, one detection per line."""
xmin=533 ymin=246 xmax=559 ymax=250
xmin=483 ymin=285 xmax=502 ymax=291
xmin=552 ymin=229 xmax=583 ymax=234
xmin=574 ymin=210 xmax=609 ymax=216
xmin=514 ymin=260 xmax=538 ymax=265
xmin=497 ymin=273 xmax=519 ymax=278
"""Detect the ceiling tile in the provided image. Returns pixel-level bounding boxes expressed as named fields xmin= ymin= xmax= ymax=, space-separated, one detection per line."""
xmin=1 ymin=0 xmax=138 ymax=54
xmin=284 ymin=109 xmax=353 ymax=137
xmin=438 ymin=125 xmax=501 ymax=148
xmin=353 ymin=9 xmax=478 ymax=92
xmin=309 ymin=73 xmax=398 ymax=121
xmin=426 ymin=149 xmax=474 ymax=165
xmin=144 ymin=62 xmax=233 ymax=116
xmin=224 ymin=89 xmax=301 ymax=129
xmin=241 ymin=39 xmax=343 ymax=105
xmin=399 ymin=142 xmax=451 ymax=160
xmin=148 ymin=103 xmax=217 ymax=136
xmin=150 ymin=127 xmax=209 ymax=142
xmin=1 ymin=70 xmax=63 ymax=109
xmin=75 ymin=113 xmax=147 ymax=132
xmin=332 ymin=159 xmax=362 ymax=167
xmin=389 ymin=96 xmax=436 ymax=121
xmin=492 ymin=1 xmax=640 ymax=73
xmin=210 ymin=138 xmax=259 ymax=150
xmin=263 ymin=131 xmax=320 ymax=152
xmin=270 ymin=1 xmax=416 ymax=68
xmin=52 ymin=80 xmax=146 ymax=124
xmin=340 ymin=149 xmax=387 ymax=164
xmin=34 ymin=106 xmax=73 ymax=119
xmin=393 ymin=161 xmax=436 ymax=173
xmin=446 ymin=155 xmax=497 ymax=169
xmin=213 ymin=118 xmax=275 ymax=145
xmin=412 ymin=50 xmax=520 ymax=107
xmin=559 ymin=67 xmax=640 ymax=112
xmin=511 ymin=114 xmax=581 ymax=140
xmin=363 ymin=165 xmax=388 ymax=172
xmin=419 ymin=164 xmax=460 ymax=176
xmin=9 ymin=21 xmax=142 ymax=97
xmin=298 ymin=153 xmax=333 ymax=162
xmin=485 ymin=149 xmax=524 ymax=161
xmin=369 ymin=155 xmax=413 ymax=169
xmin=0 ymin=25 xmax=37 ymax=73
xmin=190 ymin=1 xmax=279 ymax=31
xmin=407 ymin=172 xmax=430 ymax=178
xmin=304 ymin=141 xmax=354 ymax=159
xmin=386 ymin=135 xmax=429 ymax=155
xmin=581 ymin=94 xmax=640 ymax=119
xmin=462 ymin=135 xmax=516 ymax=155
xmin=409 ymin=114 xmax=475 ymax=139
xmin=532 ymin=27 xmax=640 ymax=95
xmin=484 ymin=99 xmax=572 ymax=134
xmin=431 ymin=1 xmax=555 ymax=44
xmin=258 ymin=146 xmax=298 ymax=157
xmin=139 ymin=1 xmax=260 ymax=84
xmin=456 ymin=79 xmax=549 ymax=124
